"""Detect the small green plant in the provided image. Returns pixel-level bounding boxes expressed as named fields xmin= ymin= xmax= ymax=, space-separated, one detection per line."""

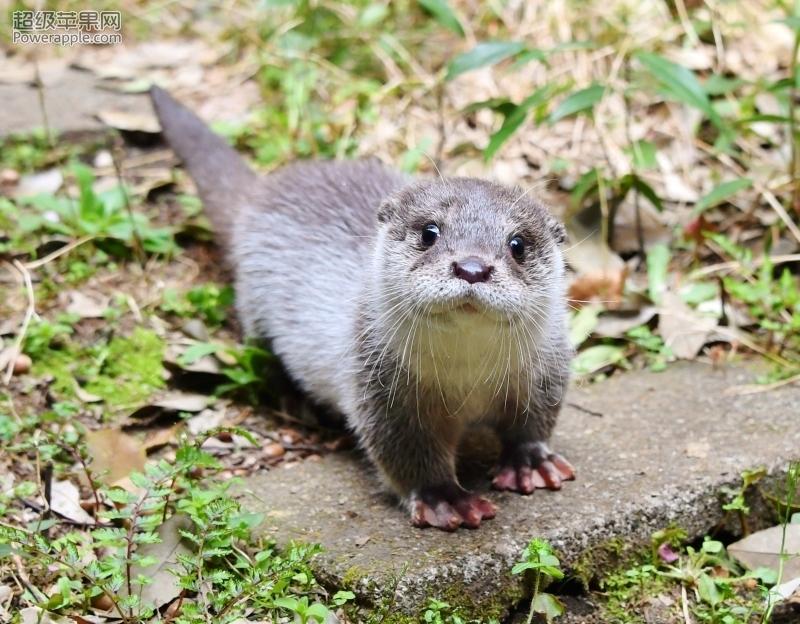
xmin=0 ymin=431 xmax=330 ymax=624
xmin=720 ymin=466 xmax=767 ymax=535
xmin=160 ymin=283 xmax=235 ymax=327
xmin=626 ymin=325 xmax=673 ymax=372
xmin=22 ymin=316 xmax=74 ymax=360
xmin=422 ymin=598 xmax=465 ymax=624
xmin=272 ymin=595 xmax=330 ymax=624
xmin=178 ymin=341 xmax=275 ymax=403
xmin=512 ymin=539 xmax=565 ymax=623
xmin=763 ymin=461 xmax=800 ymax=623
xmin=13 ymin=162 xmax=176 ymax=258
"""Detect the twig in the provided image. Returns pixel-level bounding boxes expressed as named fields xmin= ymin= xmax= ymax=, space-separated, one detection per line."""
xmin=789 ymin=26 xmax=800 ymax=216
xmin=23 ymin=235 xmax=95 ymax=270
xmin=623 ymin=57 xmax=645 ymax=267
xmin=688 ymin=254 xmax=800 ymax=279
xmin=692 ymin=139 xmax=800 ymax=246
xmin=727 ymin=372 xmax=800 ymax=396
xmin=110 ymin=138 xmax=147 ymax=268
xmin=567 ymin=401 xmax=603 ymax=417
xmin=673 ymin=0 xmax=699 ymax=46
xmin=2 ymin=260 xmax=36 ymax=385
xmin=681 ymin=584 xmax=693 ymax=624
xmin=33 ymin=60 xmax=53 ymax=147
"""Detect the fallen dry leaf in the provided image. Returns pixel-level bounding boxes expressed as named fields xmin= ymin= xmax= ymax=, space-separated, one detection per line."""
xmin=122 ymin=514 xmax=193 ymax=609
xmin=65 ymin=290 xmax=109 ymax=319
xmin=658 ymin=291 xmax=718 ymax=359
xmin=20 ymin=607 xmax=72 ymax=624
xmin=565 ymin=222 xmax=628 ymax=308
xmin=594 ymin=307 xmax=657 ymax=338
xmin=143 ymin=423 xmax=184 ymax=451
xmin=49 ymin=479 xmax=95 ymax=525
xmin=74 ymin=382 xmax=103 ymax=404
xmin=728 ymin=524 xmax=800 ymax=579
xmin=85 ymin=428 xmax=147 ymax=486
xmin=14 ymin=168 xmax=63 ymax=198
xmin=186 ymin=408 xmax=227 ymax=435
xmin=96 ymin=109 xmax=161 ymax=134
xmin=154 ymin=392 xmax=210 ymax=413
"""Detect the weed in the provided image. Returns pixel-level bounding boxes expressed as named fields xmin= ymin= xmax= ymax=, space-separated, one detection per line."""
xmin=0 ymin=430 xmax=331 ymax=624
xmin=160 ymin=283 xmax=235 ymax=327
xmin=626 ymin=325 xmax=672 ymax=372
xmin=763 ymin=461 xmax=800 ymax=622
xmin=9 ymin=162 xmax=177 ymax=259
xmin=422 ymin=598 xmax=466 ymax=624
xmin=512 ymin=538 xmax=565 ymax=623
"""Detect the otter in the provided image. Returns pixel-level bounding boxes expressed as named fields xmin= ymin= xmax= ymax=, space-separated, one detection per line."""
xmin=150 ymin=87 xmax=575 ymax=531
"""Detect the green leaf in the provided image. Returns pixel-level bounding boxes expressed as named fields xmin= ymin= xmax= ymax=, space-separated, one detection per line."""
xmin=571 ymin=344 xmax=626 ymax=376
xmin=569 ymin=304 xmax=601 ymax=347
xmin=620 ymin=174 xmax=663 ymax=211
xmin=333 ymin=590 xmax=356 ymax=606
xmin=680 ymin=281 xmax=718 ymax=306
xmin=646 ymin=243 xmax=670 ymax=305
xmin=637 ymin=52 xmax=726 ymax=131
xmin=178 ymin=342 xmax=218 ymax=366
xmin=446 ymin=41 xmax=526 ymax=80
xmin=512 ymin=48 xmax=548 ymax=68
xmin=701 ymin=539 xmax=723 ymax=554
xmin=273 ymin=596 xmax=299 ymax=610
xmin=305 ymin=603 xmax=330 ymax=623
xmin=549 ymin=83 xmax=605 ymax=123
xmin=419 ymin=0 xmax=464 ymax=37
xmin=358 ymin=4 xmax=388 ymax=27
xmin=776 ymin=16 xmax=800 ymax=31
xmin=484 ymin=86 xmax=551 ymax=160
xmin=511 ymin=561 xmax=534 ymax=575
xmin=693 ymin=178 xmax=752 ymax=216
xmin=697 ymin=572 xmax=722 ymax=607
xmin=533 ymin=593 xmax=566 ymax=620
xmin=626 ymin=139 xmax=657 ymax=170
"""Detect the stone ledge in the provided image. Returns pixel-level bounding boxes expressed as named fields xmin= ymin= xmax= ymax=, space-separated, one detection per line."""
xmin=239 ymin=363 xmax=800 ymax=619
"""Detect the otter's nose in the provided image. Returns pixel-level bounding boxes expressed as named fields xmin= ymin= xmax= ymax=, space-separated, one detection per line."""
xmin=452 ymin=257 xmax=493 ymax=284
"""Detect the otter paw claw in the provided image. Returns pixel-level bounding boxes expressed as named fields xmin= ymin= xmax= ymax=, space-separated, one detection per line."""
xmin=410 ymin=484 xmax=496 ymax=531
xmin=492 ymin=445 xmax=575 ymax=495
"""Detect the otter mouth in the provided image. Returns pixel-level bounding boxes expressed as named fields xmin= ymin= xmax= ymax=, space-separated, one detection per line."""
xmin=454 ymin=302 xmax=480 ymax=314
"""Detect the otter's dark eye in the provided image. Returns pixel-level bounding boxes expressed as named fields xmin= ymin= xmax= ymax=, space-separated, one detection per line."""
xmin=421 ymin=223 xmax=440 ymax=247
xmin=509 ymin=235 xmax=525 ymax=261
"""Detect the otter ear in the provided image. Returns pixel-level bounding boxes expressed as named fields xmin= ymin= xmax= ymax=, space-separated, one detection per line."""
xmin=377 ymin=195 xmax=400 ymax=223
xmin=547 ymin=215 xmax=567 ymax=245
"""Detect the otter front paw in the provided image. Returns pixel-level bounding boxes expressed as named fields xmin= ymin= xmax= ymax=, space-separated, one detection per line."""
xmin=492 ymin=442 xmax=575 ymax=494
xmin=409 ymin=483 xmax=496 ymax=531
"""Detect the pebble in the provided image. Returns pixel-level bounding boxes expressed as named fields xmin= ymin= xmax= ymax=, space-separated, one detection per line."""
xmin=263 ymin=442 xmax=286 ymax=458
xmin=13 ymin=353 xmax=32 ymax=375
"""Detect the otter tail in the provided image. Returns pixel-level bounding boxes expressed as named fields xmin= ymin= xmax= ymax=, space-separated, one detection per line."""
xmin=150 ymin=86 xmax=258 ymax=249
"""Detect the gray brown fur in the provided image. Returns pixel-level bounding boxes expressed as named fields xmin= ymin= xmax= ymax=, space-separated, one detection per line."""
xmin=151 ymin=87 xmax=572 ymax=525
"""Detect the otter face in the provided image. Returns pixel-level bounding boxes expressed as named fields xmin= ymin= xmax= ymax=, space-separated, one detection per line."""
xmin=374 ymin=178 xmax=566 ymax=322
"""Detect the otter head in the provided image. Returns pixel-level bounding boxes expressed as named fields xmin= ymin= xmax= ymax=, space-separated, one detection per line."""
xmin=373 ymin=177 xmax=566 ymax=326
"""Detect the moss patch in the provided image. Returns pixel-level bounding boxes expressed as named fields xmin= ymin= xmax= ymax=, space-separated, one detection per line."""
xmin=84 ymin=327 xmax=165 ymax=407
xmin=31 ymin=326 xmax=165 ymax=413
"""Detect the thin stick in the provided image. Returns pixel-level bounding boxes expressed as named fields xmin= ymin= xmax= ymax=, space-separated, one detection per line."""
xmin=111 ymin=139 xmax=147 ymax=268
xmin=33 ymin=60 xmax=53 ymax=147
xmin=688 ymin=254 xmax=800 ymax=279
xmin=3 ymin=260 xmax=36 ymax=385
xmin=727 ymin=372 xmax=800 ymax=396
xmin=24 ymin=235 xmax=95 ymax=270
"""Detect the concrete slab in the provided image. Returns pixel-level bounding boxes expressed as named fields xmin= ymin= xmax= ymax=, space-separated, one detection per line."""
xmin=239 ymin=363 xmax=800 ymax=620
xmin=0 ymin=66 xmax=150 ymax=138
